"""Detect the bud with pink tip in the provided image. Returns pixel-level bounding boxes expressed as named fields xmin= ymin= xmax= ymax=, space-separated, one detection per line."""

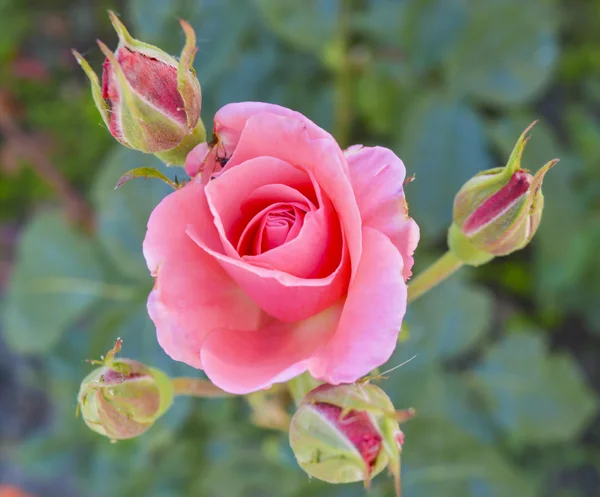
xmin=72 ymin=12 xmax=204 ymax=165
xmin=77 ymin=339 xmax=174 ymax=441
xmin=448 ymin=121 xmax=559 ymax=265
xmin=289 ymin=383 xmax=414 ymax=495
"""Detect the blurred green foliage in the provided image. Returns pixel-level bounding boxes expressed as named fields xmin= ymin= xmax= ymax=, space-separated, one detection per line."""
xmin=1 ymin=0 xmax=600 ymax=496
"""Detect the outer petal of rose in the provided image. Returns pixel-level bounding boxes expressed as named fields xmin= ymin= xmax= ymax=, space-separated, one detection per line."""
xmin=225 ymin=112 xmax=362 ymax=279
xmin=200 ymin=302 xmax=343 ymax=394
xmin=213 ymin=101 xmax=335 ymax=152
xmin=143 ymin=180 xmax=263 ymax=368
xmin=200 ymin=102 xmax=350 ymax=184
xmin=184 ymin=142 xmax=210 ymax=178
xmin=187 ymin=223 xmax=350 ymax=323
xmin=345 ymin=144 xmax=420 ymax=279
xmin=308 ymin=227 xmax=406 ymax=384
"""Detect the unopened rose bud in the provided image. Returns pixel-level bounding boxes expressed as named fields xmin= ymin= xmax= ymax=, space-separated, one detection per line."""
xmin=73 ymin=12 xmax=204 ymax=165
xmin=289 ymin=383 xmax=413 ymax=494
xmin=77 ymin=339 xmax=174 ymax=441
xmin=448 ymin=122 xmax=559 ymax=265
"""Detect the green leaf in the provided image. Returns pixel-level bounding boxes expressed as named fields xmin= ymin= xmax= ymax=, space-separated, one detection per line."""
xmin=355 ymin=63 xmax=412 ymax=135
xmin=383 ymin=275 xmax=495 ymax=442
xmin=92 ymin=146 xmax=173 ymax=281
xmin=357 ymin=0 xmax=467 ymax=76
xmin=566 ymin=106 xmax=600 ymax=178
xmin=128 ymin=0 xmax=256 ymax=87
xmin=399 ymin=95 xmax=492 ymax=241
xmin=472 ymin=327 xmax=599 ymax=445
xmin=401 ymin=0 xmax=467 ymax=74
xmin=115 ymin=167 xmax=179 ymax=190
xmin=254 ymin=0 xmax=339 ymax=55
xmin=2 ymin=211 xmax=104 ymax=354
xmin=0 ymin=0 xmax=29 ymax=62
xmin=444 ymin=0 xmax=558 ymax=105
xmin=402 ymin=419 xmax=535 ymax=497
xmin=406 ymin=276 xmax=493 ymax=362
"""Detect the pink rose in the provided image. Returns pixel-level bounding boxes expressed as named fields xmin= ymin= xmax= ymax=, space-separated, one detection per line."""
xmin=143 ymin=102 xmax=419 ymax=394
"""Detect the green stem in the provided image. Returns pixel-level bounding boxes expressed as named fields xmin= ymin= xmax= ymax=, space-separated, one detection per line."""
xmin=407 ymin=251 xmax=464 ymax=303
xmin=333 ymin=0 xmax=352 ymax=148
xmin=287 ymin=372 xmax=322 ymax=405
xmin=171 ymin=377 xmax=231 ymax=398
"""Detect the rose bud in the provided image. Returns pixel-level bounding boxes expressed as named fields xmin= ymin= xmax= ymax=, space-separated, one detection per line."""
xmin=448 ymin=121 xmax=559 ymax=265
xmin=77 ymin=338 xmax=174 ymax=441
xmin=289 ymin=383 xmax=413 ymax=495
xmin=72 ymin=12 xmax=204 ymax=165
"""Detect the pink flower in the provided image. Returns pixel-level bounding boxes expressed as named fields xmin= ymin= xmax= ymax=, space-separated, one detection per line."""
xmin=143 ymin=102 xmax=419 ymax=394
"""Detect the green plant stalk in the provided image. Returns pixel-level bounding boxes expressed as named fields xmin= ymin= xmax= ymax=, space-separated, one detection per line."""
xmin=171 ymin=377 xmax=231 ymax=398
xmin=407 ymin=251 xmax=464 ymax=303
xmin=332 ymin=0 xmax=352 ymax=148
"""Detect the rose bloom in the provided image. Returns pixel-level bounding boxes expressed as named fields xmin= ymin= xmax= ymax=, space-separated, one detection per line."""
xmin=144 ymin=103 xmax=419 ymax=394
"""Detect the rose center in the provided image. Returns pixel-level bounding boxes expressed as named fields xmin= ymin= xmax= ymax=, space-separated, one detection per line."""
xmin=237 ymin=204 xmax=306 ymax=257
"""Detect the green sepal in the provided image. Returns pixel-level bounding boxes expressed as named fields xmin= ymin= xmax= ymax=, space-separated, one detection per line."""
xmin=148 ymin=366 xmax=175 ymax=419
xmin=531 ymin=158 xmax=559 ymax=198
xmin=154 ymin=119 xmax=206 ymax=166
xmin=290 ymin=403 xmax=370 ymax=484
xmin=72 ymin=50 xmax=110 ymax=129
xmin=287 ymin=372 xmax=323 ymax=406
xmin=504 ymin=120 xmax=537 ymax=177
xmin=108 ymin=11 xmax=179 ymax=66
xmin=177 ymin=19 xmax=202 ymax=130
xmin=447 ymin=223 xmax=495 ymax=266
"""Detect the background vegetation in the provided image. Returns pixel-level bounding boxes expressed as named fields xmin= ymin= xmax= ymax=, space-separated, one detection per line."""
xmin=1 ymin=0 xmax=600 ymax=496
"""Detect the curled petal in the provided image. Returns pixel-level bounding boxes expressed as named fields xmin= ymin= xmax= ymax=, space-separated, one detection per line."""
xmin=309 ymin=227 xmax=407 ymax=383
xmin=345 ymin=145 xmax=419 ymax=279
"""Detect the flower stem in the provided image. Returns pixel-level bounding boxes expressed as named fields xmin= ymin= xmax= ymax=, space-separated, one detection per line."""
xmin=333 ymin=0 xmax=352 ymax=148
xmin=171 ymin=377 xmax=231 ymax=398
xmin=407 ymin=251 xmax=464 ymax=303
xmin=287 ymin=372 xmax=322 ymax=405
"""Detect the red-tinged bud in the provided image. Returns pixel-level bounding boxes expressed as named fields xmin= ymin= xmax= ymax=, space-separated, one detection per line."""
xmin=289 ymin=383 xmax=414 ymax=495
xmin=72 ymin=12 xmax=205 ymax=165
xmin=77 ymin=339 xmax=174 ymax=441
xmin=449 ymin=121 xmax=559 ymax=265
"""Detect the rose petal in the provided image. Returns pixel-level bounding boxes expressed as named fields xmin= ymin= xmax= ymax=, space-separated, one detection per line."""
xmin=205 ymin=154 xmax=344 ymax=279
xmin=309 ymin=227 xmax=406 ymax=383
xmin=187 ymin=222 xmax=350 ymax=322
xmin=243 ymin=197 xmax=341 ymax=278
xmin=237 ymin=203 xmax=305 ymax=256
xmin=345 ymin=145 xmax=420 ymax=279
xmin=184 ymin=142 xmax=210 ymax=178
xmin=205 ymin=156 xmax=314 ymax=254
xmin=143 ymin=180 xmax=264 ymax=368
xmin=199 ymin=102 xmax=343 ymax=184
xmin=213 ymin=101 xmax=336 ymax=150
xmin=200 ymin=302 xmax=344 ymax=394
xmin=225 ymin=112 xmax=363 ymax=279
xmin=243 ymin=183 xmax=317 ymax=212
